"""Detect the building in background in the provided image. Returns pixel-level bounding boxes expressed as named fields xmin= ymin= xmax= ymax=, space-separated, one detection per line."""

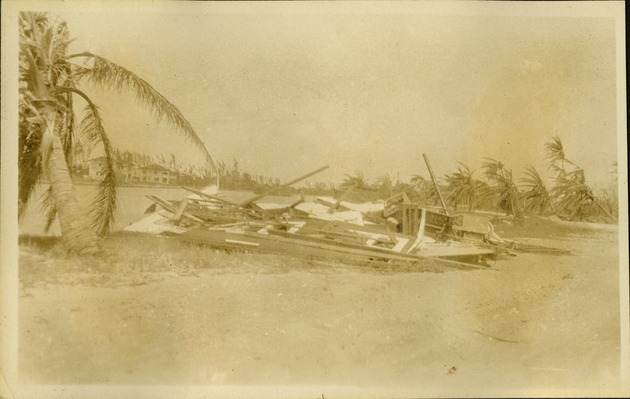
xmin=88 ymin=158 xmax=177 ymax=185
xmin=130 ymin=163 xmax=178 ymax=185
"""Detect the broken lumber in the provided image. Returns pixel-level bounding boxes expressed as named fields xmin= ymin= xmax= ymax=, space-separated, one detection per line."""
xmin=182 ymin=186 xmax=238 ymax=206
xmin=146 ymin=195 xmax=204 ymax=223
xmin=422 ymin=153 xmax=450 ymax=216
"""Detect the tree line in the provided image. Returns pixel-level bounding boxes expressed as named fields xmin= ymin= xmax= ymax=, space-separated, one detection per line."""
xmin=338 ymin=137 xmax=618 ymax=224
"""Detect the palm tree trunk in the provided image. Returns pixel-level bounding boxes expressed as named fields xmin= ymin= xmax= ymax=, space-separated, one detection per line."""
xmin=46 ymin=123 xmax=100 ymax=255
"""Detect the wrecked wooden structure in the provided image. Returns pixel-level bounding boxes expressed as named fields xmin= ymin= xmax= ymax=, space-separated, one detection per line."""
xmin=125 ymin=159 xmax=569 ymax=271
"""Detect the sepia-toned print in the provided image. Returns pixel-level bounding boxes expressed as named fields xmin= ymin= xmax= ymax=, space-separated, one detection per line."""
xmin=2 ymin=1 xmax=628 ymax=398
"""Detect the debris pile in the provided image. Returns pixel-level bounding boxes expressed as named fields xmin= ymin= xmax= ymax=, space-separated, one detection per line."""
xmin=125 ymin=162 xmax=569 ymax=271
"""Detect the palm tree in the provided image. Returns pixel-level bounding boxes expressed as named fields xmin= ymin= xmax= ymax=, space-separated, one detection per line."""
xmin=550 ymin=173 xmax=598 ymax=221
xmin=19 ymin=12 xmax=214 ymax=254
xmin=520 ymin=165 xmax=553 ymax=215
xmin=545 ymin=136 xmax=578 ymax=170
xmin=550 ymin=166 xmax=615 ymax=222
xmin=341 ymin=170 xmax=370 ymax=191
xmin=481 ymin=158 xmax=524 ymax=220
xmin=443 ymin=163 xmax=486 ymax=212
xmin=544 ymin=137 xmax=615 ymax=223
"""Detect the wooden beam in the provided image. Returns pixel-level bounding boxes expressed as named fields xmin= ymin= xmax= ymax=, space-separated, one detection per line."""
xmin=422 ymin=153 xmax=450 ymax=216
xmin=146 ymin=195 xmax=204 ymax=223
xmin=172 ymin=198 xmax=188 ymax=225
xmin=288 ymin=195 xmax=305 ymax=209
xmin=181 ymin=227 xmax=494 ymax=271
xmin=182 ymin=186 xmax=237 ymax=206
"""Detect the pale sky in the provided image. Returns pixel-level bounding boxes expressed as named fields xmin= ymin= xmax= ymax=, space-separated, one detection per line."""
xmin=49 ymin=2 xmax=621 ymax=188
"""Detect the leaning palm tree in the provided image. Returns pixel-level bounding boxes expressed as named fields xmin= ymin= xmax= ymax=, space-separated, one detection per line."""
xmin=550 ymin=172 xmax=599 ymax=221
xmin=19 ymin=12 xmax=214 ymax=254
xmin=543 ymin=137 xmax=615 ymax=223
xmin=481 ymin=158 xmax=524 ymax=220
xmin=545 ymin=136 xmax=580 ymax=180
xmin=519 ymin=165 xmax=553 ymax=215
xmin=549 ymin=165 xmax=616 ymax=222
xmin=443 ymin=163 xmax=486 ymax=212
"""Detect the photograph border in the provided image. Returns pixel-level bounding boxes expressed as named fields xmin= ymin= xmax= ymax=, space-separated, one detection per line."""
xmin=2 ymin=1 xmax=628 ymax=398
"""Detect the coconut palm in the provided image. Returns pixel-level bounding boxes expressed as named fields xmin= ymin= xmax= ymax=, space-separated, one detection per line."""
xmin=443 ymin=163 xmax=486 ymax=212
xmin=545 ymin=136 xmax=580 ymax=181
xmin=550 ymin=166 xmax=615 ymax=222
xmin=481 ymin=158 xmax=524 ymax=220
xmin=519 ymin=165 xmax=553 ymax=215
xmin=341 ymin=170 xmax=370 ymax=191
xmin=18 ymin=12 xmax=214 ymax=254
xmin=544 ymin=137 xmax=615 ymax=223
xmin=550 ymin=172 xmax=598 ymax=221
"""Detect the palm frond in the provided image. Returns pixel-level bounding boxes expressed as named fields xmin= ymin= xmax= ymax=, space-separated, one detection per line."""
xmin=545 ymin=136 xmax=565 ymax=165
xmin=549 ymin=174 xmax=596 ymax=221
xmin=480 ymin=159 xmax=523 ymax=216
xmin=410 ymin=174 xmax=426 ymax=185
xmin=71 ymin=52 xmax=215 ymax=171
xmin=481 ymin=158 xmax=506 ymax=182
xmin=77 ymin=103 xmax=118 ymax=236
xmin=18 ymin=12 xmax=52 ymax=220
xmin=443 ymin=163 xmax=484 ymax=211
xmin=545 ymin=136 xmax=579 ymax=172
xmin=519 ymin=165 xmax=551 ymax=214
xmin=18 ymin=116 xmax=45 ymax=219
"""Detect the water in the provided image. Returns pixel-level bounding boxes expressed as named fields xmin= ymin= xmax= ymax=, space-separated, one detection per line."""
xmin=19 ymin=184 xmax=190 ymax=236
xmin=18 ymin=184 xmax=307 ymax=236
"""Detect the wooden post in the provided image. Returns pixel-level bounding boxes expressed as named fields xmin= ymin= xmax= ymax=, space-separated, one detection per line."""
xmin=422 ymin=153 xmax=450 ymax=216
xmin=172 ymin=198 xmax=188 ymax=226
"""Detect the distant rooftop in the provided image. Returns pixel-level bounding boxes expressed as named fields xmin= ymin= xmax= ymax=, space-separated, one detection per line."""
xmin=140 ymin=163 xmax=173 ymax=172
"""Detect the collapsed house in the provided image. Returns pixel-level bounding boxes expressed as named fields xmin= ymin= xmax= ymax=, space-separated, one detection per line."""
xmin=124 ymin=162 xmax=569 ymax=271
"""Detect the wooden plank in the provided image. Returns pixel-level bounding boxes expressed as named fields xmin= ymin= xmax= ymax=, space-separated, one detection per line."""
xmin=382 ymin=205 xmax=400 ymax=219
xmin=245 ymin=230 xmax=428 ymax=262
xmin=328 ymin=185 xmax=356 ymax=213
xmin=289 ymin=195 xmax=305 ymax=209
xmin=182 ymin=186 xmax=238 ymax=206
xmin=172 ymin=198 xmax=188 ymax=225
xmin=181 ymin=227 xmax=493 ymax=270
xmin=258 ymin=229 xmax=492 ymax=267
xmin=146 ymin=195 xmax=204 ymax=223
xmin=422 ymin=153 xmax=450 ymax=216
xmin=248 ymin=203 xmax=281 ymax=219
xmin=403 ymin=208 xmax=426 ymax=253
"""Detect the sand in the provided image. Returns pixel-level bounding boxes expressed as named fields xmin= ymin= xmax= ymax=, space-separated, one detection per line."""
xmin=15 ymin=223 xmax=623 ymax=397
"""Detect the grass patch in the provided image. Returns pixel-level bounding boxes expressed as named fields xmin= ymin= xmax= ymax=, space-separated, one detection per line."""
xmin=18 ymin=230 xmax=447 ymax=289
